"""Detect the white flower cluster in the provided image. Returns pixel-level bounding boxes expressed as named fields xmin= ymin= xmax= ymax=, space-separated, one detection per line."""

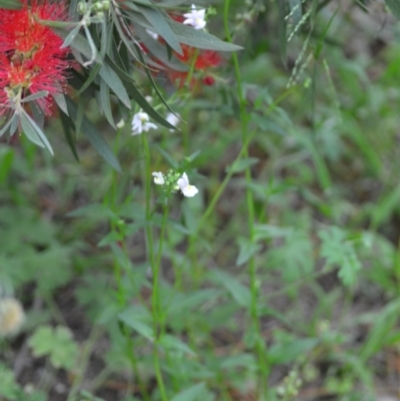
xmin=152 ymin=171 xmax=198 ymax=197
xmin=183 ymin=4 xmax=207 ymax=30
xmin=131 ymin=110 xmax=158 ymax=135
xmin=131 ymin=110 xmax=180 ymax=135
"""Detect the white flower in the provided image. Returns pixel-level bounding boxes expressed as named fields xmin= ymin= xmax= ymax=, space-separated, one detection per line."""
xmin=146 ymin=29 xmax=159 ymax=40
xmin=145 ymin=95 xmax=153 ymax=103
xmin=152 ymin=172 xmax=165 ymax=185
xmin=116 ymin=119 xmax=125 ymax=129
xmin=183 ymin=5 xmax=207 ymax=30
xmin=166 ymin=112 xmax=180 ymax=131
xmin=0 ymin=298 xmax=25 ymax=336
xmin=177 ymin=172 xmax=199 ymax=197
xmin=131 ymin=110 xmax=157 ymax=135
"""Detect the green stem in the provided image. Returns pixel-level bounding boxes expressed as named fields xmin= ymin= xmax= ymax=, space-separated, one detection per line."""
xmin=223 ymin=1 xmax=269 ymax=398
xmin=142 ymin=133 xmax=169 ymax=401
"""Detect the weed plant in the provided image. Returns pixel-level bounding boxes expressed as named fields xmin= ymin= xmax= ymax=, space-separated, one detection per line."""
xmin=1 ymin=1 xmax=400 ymax=401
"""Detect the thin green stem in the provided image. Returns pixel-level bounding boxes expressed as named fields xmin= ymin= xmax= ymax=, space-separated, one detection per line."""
xmin=223 ymin=1 xmax=269 ymax=398
xmin=142 ymin=133 xmax=168 ymax=401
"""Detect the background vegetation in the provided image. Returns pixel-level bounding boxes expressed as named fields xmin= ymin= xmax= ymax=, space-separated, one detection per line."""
xmin=1 ymin=0 xmax=400 ymax=400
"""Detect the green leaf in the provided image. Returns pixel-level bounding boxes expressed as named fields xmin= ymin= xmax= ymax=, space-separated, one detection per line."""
xmin=159 ymin=334 xmax=196 ymax=356
xmin=226 ymin=157 xmax=259 ymax=173
xmin=99 ymin=63 xmax=131 ymax=109
xmin=170 ymin=383 xmax=208 ymax=401
xmin=319 ymin=227 xmax=362 ymax=287
xmin=236 ymin=237 xmax=261 ymax=266
xmin=55 ymin=29 xmax=102 ymax=64
xmin=29 ymin=325 xmax=79 ymax=370
xmin=65 ymin=96 xmax=122 ymax=172
xmin=276 ymin=0 xmax=287 ymax=66
xmin=136 ymin=4 xmax=182 ymax=54
xmin=0 ymin=363 xmax=20 ymax=400
xmin=211 ymin=269 xmax=250 ymax=308
xmin=0 ymin=0 xmax=20 ymax=9
xmin=20 ymin=90 xmax=48 ymax=103
xmin=100 ymin=79 xmax=116 ymax=128
xmin=105 ymin=56 xmax=175 ymax=129
xmin=384 ymin=0 xmax=400 ymax=19
xmin=20 ymin=109 xmax=54 ymax=154
xmin=269 ymin=338 xmax=318 ymax=364
xmin=360 ymin=298 xmax=400 ymax=361
xmin=371 ymin=185 xmax=400 ymax=229
xmin=166 ymin=19 xmax=242 ymax=51
xmin=59 ymin=107 xmax=79 ymax=161
xmin=288 ymin=0 xmax=302 ymax=26
xmin=0 ymin=115 xmax=17 ymax=137
xmin=119 ymin=306 xmax=154 ymax=341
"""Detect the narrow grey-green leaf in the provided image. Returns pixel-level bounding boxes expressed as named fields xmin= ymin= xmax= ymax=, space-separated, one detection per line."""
xmin=21 ymin=91 xmax=49 ymax=103
xmin=166 ymin=19 xmax=242 ymax=51
xmin=276 ymin=0 xmax=287 ymax=67
xmin=55 ymin=29 xmax=102 ymax=64
xmin=61 ymin=24 xmax=81 ymax=48
xmin=0 ymin=0 xmax=20 ymax=9
xmin=100 ymin=79 xmax=116 ymax=128
xmin=385 ymin=0 xmax=400 ymax=19
xmin=136 ymin=4 xmax=182 ymax=54
xmin=20 ymin=111 xmax=47 ymax=152
xmin=66 ymin=96 xmax=121 ymax=172
xmin=53 ymin=93 xmax=69 ymax=116
xmin=99 ymin=63 xmax=131 ymax=109
xmin=21 ymin=110 xmax=54 ymax=154
xmin=0 ymin=115 xmax=16 ymax=137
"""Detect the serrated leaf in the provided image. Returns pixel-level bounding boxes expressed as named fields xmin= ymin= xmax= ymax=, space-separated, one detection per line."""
xmin=319 ymin=227 xmax=362 ymax=287
xmin=166 ymin=19 xmax=242 ymax=51
xmin=29 ymin=325 xmax=79 ymax=370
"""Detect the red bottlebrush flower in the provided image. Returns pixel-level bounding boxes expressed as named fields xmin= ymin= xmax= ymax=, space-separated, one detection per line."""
xmin=166 ymin=45 xmax=222 ymax=88
xmin=202 ymin=76 xmax=215 ymax=86
xmin=0 ymin=0 xmax=70 ymax=114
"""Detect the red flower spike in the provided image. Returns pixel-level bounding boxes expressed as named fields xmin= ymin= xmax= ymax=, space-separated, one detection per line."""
xmin=0 ymin=0 xmax=70 ymax=115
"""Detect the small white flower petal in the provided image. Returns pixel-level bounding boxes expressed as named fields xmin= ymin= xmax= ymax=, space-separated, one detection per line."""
xmin=183 ymin=4 xmax=207 ymax=30
xmin=131 ymin=110 xmax=157 ymax=135
xmin=181 ymin=184 xmax=199 ymax=197
xmin=166 ymin=112 xmax=180 ymax=131
xmin=177 ymin=173 xmax=189 ymax=189
xmin=116 ymin=119 xmax=125 ymax=129
xmin=152 ymin=172 xmax=165 ymax=185
xmin=146 ymin=30 xmax=158 ymax=40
